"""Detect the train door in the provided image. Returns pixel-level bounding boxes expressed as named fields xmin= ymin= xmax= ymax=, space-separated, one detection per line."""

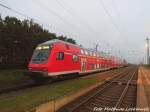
xmin=81 ymin=58 xmax=87 ymax=72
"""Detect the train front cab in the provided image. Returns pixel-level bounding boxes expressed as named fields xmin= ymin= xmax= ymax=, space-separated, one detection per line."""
xmin=28 ymin=41 xmax=81 ymax=78
xmin=28 ymin=43 xmax=53 ymax=79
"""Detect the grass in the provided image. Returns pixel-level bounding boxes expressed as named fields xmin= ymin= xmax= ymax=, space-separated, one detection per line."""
xmin=0 ymin=68 xmax=124 ymax=112
xmin=0 ymin=75 xmax=104 ymax=112
xmin=143 ymin=64 xmax=150 ymax=69
xmin=0 ymin=69 xmax=29 ymax=87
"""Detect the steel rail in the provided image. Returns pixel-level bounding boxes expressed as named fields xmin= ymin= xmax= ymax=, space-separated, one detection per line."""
xmin=69 ymin=67 xmax=135 ymax=112
xmin=114 ymin=68 xmax=137 ymax=108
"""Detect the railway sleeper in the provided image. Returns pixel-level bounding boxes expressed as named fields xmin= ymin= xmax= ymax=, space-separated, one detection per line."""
xmin=112 ymin=81 xmax=137 ymax=86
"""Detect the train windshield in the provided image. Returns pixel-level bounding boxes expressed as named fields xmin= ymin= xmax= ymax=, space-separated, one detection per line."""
xmin=31 ymin=44 xmax=52 ymax=64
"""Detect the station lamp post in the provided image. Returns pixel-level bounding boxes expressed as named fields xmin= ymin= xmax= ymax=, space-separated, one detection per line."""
xmin=146 ymin=38 xmax=150 ymax=64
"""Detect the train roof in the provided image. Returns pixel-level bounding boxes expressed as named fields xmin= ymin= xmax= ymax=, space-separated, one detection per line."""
xmin=40 ymin=39 xmax=79 ymax=48
xmin=41 ymin=39 xmax=106 ymax=53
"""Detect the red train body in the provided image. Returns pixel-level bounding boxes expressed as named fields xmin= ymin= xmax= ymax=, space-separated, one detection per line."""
xmin=28 ymin=39 xmax=127 ymax=77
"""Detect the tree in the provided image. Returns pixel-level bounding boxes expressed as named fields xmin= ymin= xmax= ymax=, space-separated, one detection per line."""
xmin=0 ymin=16 xmax=77 ymax=69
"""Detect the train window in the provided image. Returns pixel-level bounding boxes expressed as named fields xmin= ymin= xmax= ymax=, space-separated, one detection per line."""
xmin=31 ymin=44 xmax=52 ymax=64
xmin=81 ymin=49 xmax=84 ymax=54
xmin=89 ymin=51 xmax=93 ymax=56
xmin=97 ymin=64 xmax=99 ymax=68
xmin=73 ymin=54 xmax=78 ymax=62
xmin=91 ymin=51 xmax=94 ymax=56
xmin=56 ymin=52 xmax=64 ymax=60
xmin=90 ymin=64 xmax=95 ymax=70
xmin=85 ymin=50 xmax=88 ymax=55
xmin=87 ymin=51 xmax=89 ymax=55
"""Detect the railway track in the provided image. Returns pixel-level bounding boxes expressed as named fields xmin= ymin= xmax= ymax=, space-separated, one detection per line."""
xmin=58 ymin=66 xmax=138 ymax=112
xmin=0 ymin=80 xmax=36 ymax=94
xmin=0 ymin=67 xmax=127 ymax=95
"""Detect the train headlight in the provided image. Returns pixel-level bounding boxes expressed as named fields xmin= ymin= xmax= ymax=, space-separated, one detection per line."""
xmin=29 ymin=67 xmax=32 ymax=71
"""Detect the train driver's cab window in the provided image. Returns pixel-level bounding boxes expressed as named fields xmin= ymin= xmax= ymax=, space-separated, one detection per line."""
xmin=56 ymin=52 xmax=64 ymax=60
xmin=31 ymin=44 xmax=52 ymax=64
xmin=73 ymin=54 xmax=78 ymax=62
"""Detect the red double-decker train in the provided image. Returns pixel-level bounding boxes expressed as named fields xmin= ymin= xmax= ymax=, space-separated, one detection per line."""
xmin=28 ymin=39 xmax=127 ymax=78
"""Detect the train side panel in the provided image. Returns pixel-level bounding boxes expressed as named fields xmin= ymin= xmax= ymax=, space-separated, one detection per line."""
xmin=47 ymin=43 xmax=81 ymax=76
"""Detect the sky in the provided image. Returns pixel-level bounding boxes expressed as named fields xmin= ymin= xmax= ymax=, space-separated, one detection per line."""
xmin=0 ymin=0 xmax=149 ymax=64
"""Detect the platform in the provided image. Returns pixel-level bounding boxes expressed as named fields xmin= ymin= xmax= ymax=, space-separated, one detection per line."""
xmin=136 ymin=67 xmax=150 ymax=111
